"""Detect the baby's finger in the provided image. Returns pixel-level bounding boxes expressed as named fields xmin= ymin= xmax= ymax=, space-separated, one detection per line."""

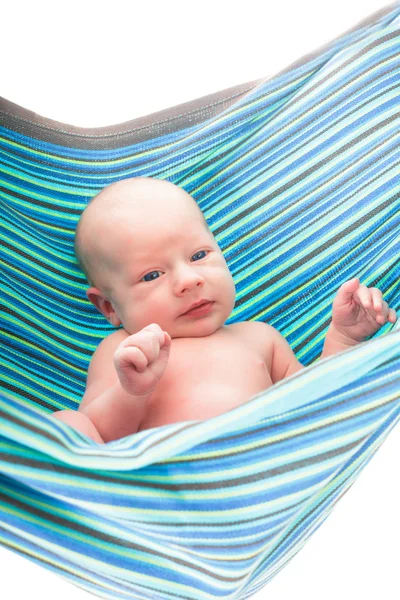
xmin=336 ymin=278 xmax=360 ymax=303
xmin=143 ymin=324 xmax=171 ymax=349
xmin=114 ymin=346 xmax=148 ymax=373
xmin=375 ymin=301 xmax=389 ymax=325
xmin=121 ymin=331 xmax=161 ymax=363
xmin=370 ymin=288 xmax=384 ymax=312
xmin=142 ymin=323 xmax=165 ymax=344
xmin=354 ymin=284 xmax=372 ymax=308
xmin=143 ymin=323 xmax=162 ymax=333
xmin=388 ymin=308 xmax=397 ymax=323
xmin=163 ymin=331 xmax=172 ymax=347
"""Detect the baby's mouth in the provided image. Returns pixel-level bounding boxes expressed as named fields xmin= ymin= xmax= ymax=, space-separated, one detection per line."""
xmin=181 ymin=301 xmax=214 ymax=317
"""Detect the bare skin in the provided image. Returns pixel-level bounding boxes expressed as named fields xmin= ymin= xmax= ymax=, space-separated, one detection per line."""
xmin=53 ymin=178 xmax=397 ymax=443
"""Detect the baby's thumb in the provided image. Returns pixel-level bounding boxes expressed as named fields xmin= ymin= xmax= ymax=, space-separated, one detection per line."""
xmin=337 ymin=277 xmax=360 ymax=300
xmin=160 ymin=331 xmax=172 ymax=356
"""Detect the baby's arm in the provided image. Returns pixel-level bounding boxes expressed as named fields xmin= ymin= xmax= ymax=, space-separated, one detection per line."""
xmin=268 ymin=325 xmax=304 ymax=383
xmin=78 ymin=324 xmax=171 ymax=442
xmin=265 ymin=279 xmax=397 ymax=384
xmin=247 ymin=322 xmax=303 ymax=383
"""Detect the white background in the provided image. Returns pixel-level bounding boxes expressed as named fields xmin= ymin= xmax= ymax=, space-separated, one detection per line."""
xmin=1 ymin=1 xmax=399 ymax=599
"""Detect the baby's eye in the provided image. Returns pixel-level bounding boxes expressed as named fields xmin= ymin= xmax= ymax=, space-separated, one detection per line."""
xmin=191 ymin=250 xmax=208 ymax=261
xmin=141 ymin=271 xmax=162 ymax=282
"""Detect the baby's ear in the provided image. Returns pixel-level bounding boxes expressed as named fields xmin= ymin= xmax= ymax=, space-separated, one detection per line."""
xmin=86 ymin=287 xmax=122 ymax=327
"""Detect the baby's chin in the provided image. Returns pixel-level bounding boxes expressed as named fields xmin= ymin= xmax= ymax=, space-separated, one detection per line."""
xmin=170 ymin=318 xmax=224 ymax=339
xmin=170 ymin=302 xmax=232 ymax=338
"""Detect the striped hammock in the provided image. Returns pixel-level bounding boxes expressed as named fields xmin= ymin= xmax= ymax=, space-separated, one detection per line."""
xmin=1 ymin=5 xmax=400 ymax=599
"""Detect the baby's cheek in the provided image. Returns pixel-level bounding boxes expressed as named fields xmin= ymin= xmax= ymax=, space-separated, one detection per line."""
xmin=122 ymin=292 xmax=149 ymax=332
xmin=144 ymin=297 xmax=172 ymax=329
xmin=222 ymin=273 xmax=236 ymax=313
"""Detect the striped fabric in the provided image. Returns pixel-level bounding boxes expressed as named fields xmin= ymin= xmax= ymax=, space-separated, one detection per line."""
xmin=1 ymin=5 xmax=400 ymax=599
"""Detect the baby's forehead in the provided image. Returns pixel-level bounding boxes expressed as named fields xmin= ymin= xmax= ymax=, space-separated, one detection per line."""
xmin=99 ymin=186 xmax=206 ymax=228
xmin=126 ymin=210 xmax=211 ymax=245
xmin=93 ymin=198 xmax=210 ymax=251
xmin=86 ymin=179 xmax=214 ymax=257
xmin=97 ymin=180 xmax=198 ymax=218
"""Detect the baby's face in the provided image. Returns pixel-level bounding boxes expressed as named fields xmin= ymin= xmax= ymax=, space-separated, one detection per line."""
xmin=93 ymin=199 xmax=236 ymax=338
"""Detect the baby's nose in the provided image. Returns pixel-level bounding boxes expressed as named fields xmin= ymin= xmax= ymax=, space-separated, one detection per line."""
xmin=174 ymin=266 xmax=205 ymax=295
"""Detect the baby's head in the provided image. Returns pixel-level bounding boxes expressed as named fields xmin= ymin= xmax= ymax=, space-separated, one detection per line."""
xmin=75 ymin=177 xmax=236 ymax=338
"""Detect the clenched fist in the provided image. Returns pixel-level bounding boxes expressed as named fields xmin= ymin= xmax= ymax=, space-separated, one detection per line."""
xmin=113 ymin=323 xmax=171 ymax=397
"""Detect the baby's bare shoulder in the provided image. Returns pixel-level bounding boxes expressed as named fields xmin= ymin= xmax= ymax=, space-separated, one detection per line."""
xmin=81 ymin=329 xmax=130 ymax=408
xmin=91 ymin=328 xmax=130 ymax=364
xmin=226 ymin=320 xmax=280 ymax=359
xmin=228 ymin=320 xmax=279 ymax=342
xmin=228 ymin=321 xmax=303 ymax=382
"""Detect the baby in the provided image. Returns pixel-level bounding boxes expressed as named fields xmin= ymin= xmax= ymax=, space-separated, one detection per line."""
xmin=53 ymin=177 xmax=397 ymax=443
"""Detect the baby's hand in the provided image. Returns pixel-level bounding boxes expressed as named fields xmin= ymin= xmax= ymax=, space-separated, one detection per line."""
xmin=331 ymin=278 xmax=397 ymax=344
xmin=113 ymin=324 xmax=171 ymax=397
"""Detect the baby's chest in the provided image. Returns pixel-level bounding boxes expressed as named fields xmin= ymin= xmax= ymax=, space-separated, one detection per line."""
xmin=139 ymin=332 xmax=273 ymax=429
xmin=167 ymin=336 xmax=268 ymax=386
